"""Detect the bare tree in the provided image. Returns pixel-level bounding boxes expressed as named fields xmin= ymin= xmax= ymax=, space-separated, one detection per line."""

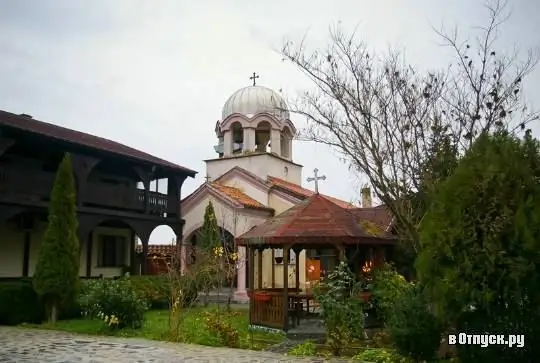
xmin=282 ymin=0 xmax=538 ymax=251
xmin=215 ymin=206 xmax=252 ymax=311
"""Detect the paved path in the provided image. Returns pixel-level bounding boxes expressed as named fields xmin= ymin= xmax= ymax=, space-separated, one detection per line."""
xmin=0 ymin=327 xmax=345 ymax=363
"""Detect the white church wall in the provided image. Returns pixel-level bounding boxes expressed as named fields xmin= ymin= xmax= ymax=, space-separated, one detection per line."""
xmin=206 ymin=154 xmax=302 ymax=185
xmin=268 ymin=192 xmax=296 ymax=215
xmin=182 ymin=194 xmax=269 ymax=241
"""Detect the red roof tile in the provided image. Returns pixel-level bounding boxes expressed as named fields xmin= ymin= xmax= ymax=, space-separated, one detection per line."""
xmin=210 ymin=182 xmax=273 ymax=211
xmin=136 ymin=244 xmax=178 ymax=256
xmin=268 ymin=176 xmax=356 ymax=209
xmin=0 ymin=110 xmax=197 ymax=175
xmin=236 ymin=193 xmax=396 ymax=246
xmin=350 ymin=207 xmax=393 ymax=230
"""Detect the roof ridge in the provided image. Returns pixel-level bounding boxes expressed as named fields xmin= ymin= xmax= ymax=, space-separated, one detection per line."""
xmin=0 ymin=110 xmax=196 ymax=175
xmin=268 ymin=175 xmax=355 ymax=208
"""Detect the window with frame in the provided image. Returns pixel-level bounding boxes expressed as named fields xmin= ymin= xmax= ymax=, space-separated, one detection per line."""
xmin=273 ymin=248 xmax=296 ymax=264
xmin=97 ymin=235 xmax=127 ymax=267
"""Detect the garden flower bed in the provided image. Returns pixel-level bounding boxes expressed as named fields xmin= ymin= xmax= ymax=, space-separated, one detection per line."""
xmin=21 ymin=307 xmax=285 ymax=350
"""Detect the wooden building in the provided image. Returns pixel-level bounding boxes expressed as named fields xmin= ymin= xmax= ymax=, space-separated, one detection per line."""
xmin=0 ymin=110 xmax=196 ymax=278
xmin=236 ymin=193 xmax=397 ymax=331
xmin=135 ymin=244 xmax=176 ymax=275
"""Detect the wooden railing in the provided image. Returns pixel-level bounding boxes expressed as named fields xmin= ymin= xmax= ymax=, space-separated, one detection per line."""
xmin=0 ymin=165 xmax=170 ymax=215
xmin=0 ymin=166 xmax=55 ymax=201
xmin=250 ymin=291 xmax=285 ymax=329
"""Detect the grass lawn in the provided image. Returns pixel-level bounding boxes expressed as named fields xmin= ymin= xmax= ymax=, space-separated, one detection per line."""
xmin=21 ymin=307 xmax=285 ymax=350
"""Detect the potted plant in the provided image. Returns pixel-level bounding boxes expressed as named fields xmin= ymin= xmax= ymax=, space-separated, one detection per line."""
xmin=254 ymin=291 xmax=272 ymax=302
xmin=359 ymin=290 xmax=372 ymax=302
xmin=358 ymin=277 xmax=373 ymax=302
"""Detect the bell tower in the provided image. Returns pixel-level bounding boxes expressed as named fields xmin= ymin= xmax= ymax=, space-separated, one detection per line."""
xmin=207 ymin=74 xmax=300 ymax=183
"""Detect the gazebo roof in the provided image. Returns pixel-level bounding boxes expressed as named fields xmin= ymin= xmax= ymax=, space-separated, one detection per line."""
xmin=236 ymin=193 xmax=396 ymax=246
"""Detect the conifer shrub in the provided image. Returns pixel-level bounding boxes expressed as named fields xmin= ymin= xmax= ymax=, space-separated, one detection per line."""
xmin=386 ymin=285 xmax=443 ymax=362
xmin=417 ymin=131 xmax=540 ymax=362
xmin=0 ymin=279 xmax=44 ymax=325
xmin=33 ymin=153 xmax=80 ymax=323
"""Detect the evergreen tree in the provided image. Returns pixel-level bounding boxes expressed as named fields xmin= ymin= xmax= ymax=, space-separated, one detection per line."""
xmin=416 ymin=131 xmax=540 ymax=361
xmin=198 ymin=201 xmax=221 ymax=251
xmin=33 ymin=153 xmax=80 ymax=323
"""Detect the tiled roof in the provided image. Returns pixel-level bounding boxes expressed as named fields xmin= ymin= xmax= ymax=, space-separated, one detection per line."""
xmin=268 ymin=176 xmax=356 ymax=209
xmin=210 ymin=182 xmax=273 ymax=211
xmin=0 ymin=110 xmax=197 ymax=175
xmin=350 ymin=207 xmax=393 ymax=230
xmin=236 ymin=193 xmax=396 ymax=246
xmin=136 ymin=244 xmax=178 ymax=256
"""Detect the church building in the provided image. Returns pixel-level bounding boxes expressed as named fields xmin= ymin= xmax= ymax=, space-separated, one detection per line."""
xmin=180 ymin=77 xmax=388 ymax=302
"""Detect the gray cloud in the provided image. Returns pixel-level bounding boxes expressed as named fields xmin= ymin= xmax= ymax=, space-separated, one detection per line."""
xmin=1 ymin=0 xmax=538 ymax=242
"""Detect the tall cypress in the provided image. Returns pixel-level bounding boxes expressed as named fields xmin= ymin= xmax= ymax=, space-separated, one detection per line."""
xmin=198 ymin=201 xmax=221 ymax=251
xmin=33 ymin=153 xmax=80 ymax=323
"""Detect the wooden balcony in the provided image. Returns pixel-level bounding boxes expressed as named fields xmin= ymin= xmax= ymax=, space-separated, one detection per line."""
xmin=0 ymin=165 xmax=172 ymax=215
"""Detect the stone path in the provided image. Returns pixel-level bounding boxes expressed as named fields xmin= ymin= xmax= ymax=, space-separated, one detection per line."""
xmin=0 ymin=327 xmax=349 ymax=362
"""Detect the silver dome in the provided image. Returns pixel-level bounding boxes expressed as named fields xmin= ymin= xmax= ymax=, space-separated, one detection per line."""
xmin=221 ymin=85 xmax=290 ymax=120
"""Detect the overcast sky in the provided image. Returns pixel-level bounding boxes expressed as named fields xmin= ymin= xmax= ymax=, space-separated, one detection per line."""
xmin=1 ymin=0 xmax=538 ymax=244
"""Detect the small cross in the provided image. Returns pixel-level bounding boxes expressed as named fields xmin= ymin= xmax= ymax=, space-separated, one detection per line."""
xmin=204 ymin=175 xmax=211 ymax=183
xmin=249 ymin=72 xmax=259 ymax=86
xmin=306 ymin=168 xmax=326 ymax=194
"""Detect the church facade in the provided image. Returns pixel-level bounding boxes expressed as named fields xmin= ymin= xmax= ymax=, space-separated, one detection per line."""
xmin=180 ymin=81 xmax=377 ymax=302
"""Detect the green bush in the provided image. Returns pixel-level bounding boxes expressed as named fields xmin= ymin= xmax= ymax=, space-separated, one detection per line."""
xmin=416 ymin=132 xmax=540 ymax=361
xmin=353 ymin=348 xmax=405 ymax=363
xmin=312 ymin=262 xmax=365 ymax=356
xmin=130 ymin=276 xmax=170 ymax=309
xmin=199 ymin=309 xmax=240 ymax=348
xmin=179 ymin=275 xmax=199 ymax=308
xmin=79 ymin=278 xmax=148 ymax=329
xmin=129 ymin=275 xmax=199 ymax=310
xmin=0 ymin=279 xmax=44 ymax=325
xmin=455 ymin=304 xmax=540 ymax=363
xmin=387 ymin=286 xmax=442 ymax=362
xmin=371 ymin=263 xmax=411 ymax=324
xmin=288 ymin=340 xmax=317 ymax=356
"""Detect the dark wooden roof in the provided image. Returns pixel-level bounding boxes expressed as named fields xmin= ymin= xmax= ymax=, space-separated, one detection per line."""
xmin=0 ymin=110 xmax=197 ymax=176
xmin=236 ymin=193 xmax=396 ymax=246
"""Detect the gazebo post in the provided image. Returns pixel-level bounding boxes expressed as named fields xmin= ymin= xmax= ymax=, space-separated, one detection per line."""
xmin=282 ymin=245 xmax=290 ymax=331
xmin=271 ymin=249 xmax=276 ymax=288
xmin=248 ymin=245 xmax=255 ymax=293
xmin=337 ymin=244 xmax=346 ymax=262
xmin=257 ymin=247 xmax=264 ymax=289
xmin=293 ymin=246 xmax=301 ymax=290
xmin=248 ymin=245 xmax=255 ymax=327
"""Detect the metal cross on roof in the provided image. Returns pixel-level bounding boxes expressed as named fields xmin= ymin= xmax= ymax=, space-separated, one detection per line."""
xmin=307 ymin=168 xmax=326 ymax=194
xmin=204 ymin=175 xmax=211 ymax=183
xmin=249 ymin=72 xmax=259 ymax=86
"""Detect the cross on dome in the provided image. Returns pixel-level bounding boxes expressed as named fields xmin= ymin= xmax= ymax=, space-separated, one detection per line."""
xmin=249 ymin=72 xmax=259 ymax=86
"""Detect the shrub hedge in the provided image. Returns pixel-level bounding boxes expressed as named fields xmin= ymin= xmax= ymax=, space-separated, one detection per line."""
xmin=0 ymin=279 xmax=44 ymax=325
xmin=130 ymin=276 xmax=170 ymax=309
xmin=130 ymin=275 xmax=199 ymax=309
xmin=0 ymin=275 xmax=200 ymax=327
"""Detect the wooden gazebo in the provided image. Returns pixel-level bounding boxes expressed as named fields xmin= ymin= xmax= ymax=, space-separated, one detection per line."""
xmin=236 ymin=193 xmax=397 ymax=332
